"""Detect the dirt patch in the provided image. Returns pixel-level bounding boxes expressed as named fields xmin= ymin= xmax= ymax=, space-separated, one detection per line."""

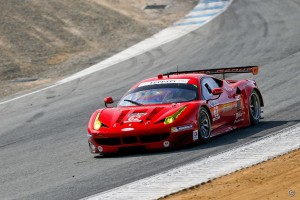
xmin=0 ymin=0 xmax=198 ymax=98
xmin=161 ymin=149 xmax=300 ymax=200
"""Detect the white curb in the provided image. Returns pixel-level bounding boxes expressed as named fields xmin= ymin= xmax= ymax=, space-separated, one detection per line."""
xmin=83 ymin=123 xmax=300 ymax=200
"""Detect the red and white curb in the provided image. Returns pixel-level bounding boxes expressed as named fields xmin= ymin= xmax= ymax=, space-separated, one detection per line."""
xmin=83 ymin=123 xmax=300 ymax=200
xmin=174 ymin=0 xmax=232 ymax=26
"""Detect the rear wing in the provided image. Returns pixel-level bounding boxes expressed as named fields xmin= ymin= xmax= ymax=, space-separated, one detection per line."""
xmin=163 ymin=66 xmax=259 ymax=79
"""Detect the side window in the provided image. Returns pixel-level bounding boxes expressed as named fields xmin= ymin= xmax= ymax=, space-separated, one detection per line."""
xmin=201 ymin=77 xmax=222 ymax=100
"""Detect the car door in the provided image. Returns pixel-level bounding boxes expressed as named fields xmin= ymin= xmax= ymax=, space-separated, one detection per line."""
xmin=201 ymin=77 xmax=236 ymax=129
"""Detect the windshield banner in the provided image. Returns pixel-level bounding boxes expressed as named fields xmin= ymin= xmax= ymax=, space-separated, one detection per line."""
xmin=139 ymin=79 xmax=190 ymax=87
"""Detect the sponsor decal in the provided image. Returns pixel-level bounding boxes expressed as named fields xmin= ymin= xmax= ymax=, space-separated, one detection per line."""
xmin=237 ymin=99 xmax=242 ymax=110
xmin=234 ymin=118 xmax=244 ymax=124
xmin=121 ymin=128 xmax=135 ymax=131
xmin=222 ymin=101 xmax=237 ymax=113
xmin=213 ymin=106 xmax=220 ymax=122
xmin=138 ymin=79 xmax=190 ymax=87
xmin=209 ymin=100 xmax=219 ymax=107
xmin=234 ymin=112 xmax=244 ymax=124
xmin=199 ymin=67 xmax=256 ymax=75
xmin=235 ymin=112 xmax=243 ymax=119
xmin=124 ymin=113 xmax=147 ymax=123
xmin=193 ymin=130 xmax=198 ymax=141
xmin=222 ymin=102 xmax=232 ymax=113
xmin=128 ymin=113 xmax=147 ymax=117
xmin=171 ymin=124 xmax=193 ymax=133
xmin=163 ymin=141 xmax=170 ymax=147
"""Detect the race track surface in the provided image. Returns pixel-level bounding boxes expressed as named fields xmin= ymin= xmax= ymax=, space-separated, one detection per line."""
xmin=0 ymin=0 xmax=299 ymax=199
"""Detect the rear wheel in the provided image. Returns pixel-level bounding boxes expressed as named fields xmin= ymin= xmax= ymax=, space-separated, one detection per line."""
xmin=198 ymin=107 xmax=212 ymax=143
xmin=249 ymin=90 xmax=261 ymax=125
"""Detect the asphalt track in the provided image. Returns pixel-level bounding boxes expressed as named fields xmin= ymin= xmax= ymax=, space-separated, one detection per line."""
xmin=0 ymin=0 xmax=300 ymax=199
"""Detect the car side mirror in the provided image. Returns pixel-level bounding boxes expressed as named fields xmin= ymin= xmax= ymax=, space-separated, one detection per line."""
xmin=212 ymin=88 xmax=223 ymax=95
xmin=207 ymin=88 xmax=223 ymax=102
xmin=104 ymin=96 xmax=114 ymax=108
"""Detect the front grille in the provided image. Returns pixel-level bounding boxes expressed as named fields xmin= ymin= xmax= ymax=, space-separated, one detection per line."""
xmin=94 ymin=133 xmax=170 ymax=146
xmin=122 ymin=136 xmax=138 ymax=144
xmin=94 ymin=138 xmax=121 ymax=145
xmin=139 ymin=133 xmax=169 ymax=143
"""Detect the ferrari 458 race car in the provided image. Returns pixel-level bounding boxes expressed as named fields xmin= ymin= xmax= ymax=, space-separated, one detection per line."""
xmin=87 ymin=66 xmax=264 ymax=155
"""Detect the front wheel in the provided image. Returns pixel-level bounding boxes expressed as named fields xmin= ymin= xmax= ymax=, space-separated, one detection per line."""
xmin=249 ymin=90 xmax=261 ymax=125
xmin=198 ymin=107 xmax=212 ymax=143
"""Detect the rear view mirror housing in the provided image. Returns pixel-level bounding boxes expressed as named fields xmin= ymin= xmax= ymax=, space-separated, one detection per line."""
xmin=104 ymin=96 xmax=114 ymax=107
xmin=212 ymin=88 xmax=223 ymax=95
xmin=207 ymin=88 xmax=223 ymax=102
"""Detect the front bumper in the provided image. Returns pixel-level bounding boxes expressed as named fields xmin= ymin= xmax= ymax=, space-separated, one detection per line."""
xmin=87 ymin=129 xmax=196 ymax=154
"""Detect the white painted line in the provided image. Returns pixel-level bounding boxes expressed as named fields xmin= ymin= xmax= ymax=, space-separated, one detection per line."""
xmin=0 ymin=83 xmax=63 ymax=105
xmin=185 ymin=10 xmax=220 ymax=17
xmin=0 ymin=0 xmax=232 ymax=105
xmin=83 ymin=123 xmax=300 ymax=200
xmin=177 ymin=16 xmax=215 ymax=24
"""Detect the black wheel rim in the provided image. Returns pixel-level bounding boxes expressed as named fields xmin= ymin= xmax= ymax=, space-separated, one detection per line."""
xmin=200 ymin=110 xmax=210 ymax=138
xmin=250 ymin=93 xmax=260 ymax=120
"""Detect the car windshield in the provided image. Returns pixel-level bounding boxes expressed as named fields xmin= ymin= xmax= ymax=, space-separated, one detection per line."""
xmin=118 ymin=83 xmax=198 ymax=106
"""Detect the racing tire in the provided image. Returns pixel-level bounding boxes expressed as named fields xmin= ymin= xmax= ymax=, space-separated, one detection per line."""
xmin=198 ymin=107 xmax=212 ymax=143
xmin=249 ymin=90 xmax=261 ymax=125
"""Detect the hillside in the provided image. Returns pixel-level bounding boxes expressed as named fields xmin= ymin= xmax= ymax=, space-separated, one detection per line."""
xmin=0 ymin=0 xmax=197 ymax=97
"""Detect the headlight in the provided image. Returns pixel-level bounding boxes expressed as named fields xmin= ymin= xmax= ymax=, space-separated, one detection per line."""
xmin=165 ymin=116 xmax=175 ymax=124
xmin=164 ymin=106 xmax=187 ymax=125
xmin=93 ymin=113 xmax=102 ymax=130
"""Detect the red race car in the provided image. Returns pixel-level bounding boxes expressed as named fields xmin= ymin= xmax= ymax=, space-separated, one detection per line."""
xmin=87 ymin=66 xmax=264 ymax=155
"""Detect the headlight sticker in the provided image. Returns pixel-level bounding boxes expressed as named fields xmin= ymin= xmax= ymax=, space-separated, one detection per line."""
xmin=93 ymin=113 xmax=102 ymax=130
xmin=164 ymin=105 xmax=187 ymax=124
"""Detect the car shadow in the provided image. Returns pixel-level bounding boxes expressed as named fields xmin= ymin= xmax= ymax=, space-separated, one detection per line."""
xmin=191 ymin=120 xmax=299 ymax=150
xmin=94 ymin=120 xmax=300 ymax=159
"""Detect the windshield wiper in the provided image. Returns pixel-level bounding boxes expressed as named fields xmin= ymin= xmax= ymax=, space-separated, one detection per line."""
xmin=124 ymin=99 xmax=143 ymax=106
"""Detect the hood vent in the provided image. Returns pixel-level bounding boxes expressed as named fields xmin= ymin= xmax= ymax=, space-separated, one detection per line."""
xmin=146 ymin=107 xmax=164 ymax=121
xmin=133 ymin=109 xmax=147 ymax=113
xmin=116 ymin=110 xmax=129 ymax=123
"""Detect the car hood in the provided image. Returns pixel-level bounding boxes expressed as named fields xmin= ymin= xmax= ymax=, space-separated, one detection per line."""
xmin=98 ymin=103 xmax=188 ymax=128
